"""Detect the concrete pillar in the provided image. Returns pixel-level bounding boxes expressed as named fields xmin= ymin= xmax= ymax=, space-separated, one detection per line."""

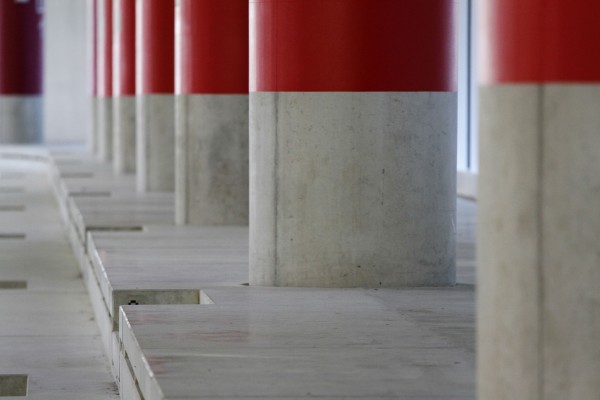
xmin=136 ymin=0 xmax=175 ymax=192
xmin=249 ymin=0 xmax=457 ymax=288
xmin=0 ymin=0 xmax=43 ymax=143
xmin=113 ymin=0 xmax=136 ymax=174
xmin=90 ymin=0 xmax=99 ymax=153
xmin=97 ymin=0 xmax=113 ymax=160
xmin=174 ymin=0 xmax=248 ymax=225
xmin=478 ymin=1 xmax=600 ymax=399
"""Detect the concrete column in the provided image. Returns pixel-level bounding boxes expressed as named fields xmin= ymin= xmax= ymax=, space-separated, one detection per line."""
xmin=478 ymin=1 xmax=600 ymax=399
xmin=136 ymin=0 xmax=175 ymax=192
xmin=90 ymin=0 xmax=99 ymax=153
xmin=174 ymin=0 xmax=248 ymax=225
xmin=97 ymin=0 xmax=113 ymax=160
xmin=113 ymin=0 xmax=136 ymax=174
xmin=249 ymin=0 xmax=457 ymax=288
xmin=0 ymin=0 xmax=43 ymax=143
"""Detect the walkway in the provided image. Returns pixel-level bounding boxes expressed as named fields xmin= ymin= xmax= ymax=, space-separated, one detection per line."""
xmin=0 ymin=154 xmax=118 ymax=399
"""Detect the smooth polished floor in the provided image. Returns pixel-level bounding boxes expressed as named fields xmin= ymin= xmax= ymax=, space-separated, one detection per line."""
xmin=0 ymin=154 xmax=117 ymax=399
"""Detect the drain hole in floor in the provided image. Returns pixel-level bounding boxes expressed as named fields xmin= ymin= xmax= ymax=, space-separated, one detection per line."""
xmin=0 ymin=234 xmax=26 ymax=240
xmin=70 ymin=191 xmax=112 ymax=198
xmin=0 ymin=375 xmax=28 ymax=397
xmin=0 ymin=281 xmax=27 ymax=289
xmin=87 ymin=226 xmax=144 ymax=232
xmin=60 ymin=172 xmax=95 ymax=179
xmin=0 ymin=205 xmax=26 ymax=212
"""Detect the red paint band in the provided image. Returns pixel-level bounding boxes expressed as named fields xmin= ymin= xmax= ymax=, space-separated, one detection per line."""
xmin=98 ymin=0 xmax=113 ymax=97
xmin=482 ymin=0 xmax=600 ymax=84
xmin=178 ymin=0 xmax=248 ymax=95
xmin=0 ymin=0 xmax=43 ymax=95
xmin=250 ymin=0 xmax=456 ymax=93
xmin=140 ymin=0 xmax=174 ymax=94
xmin=116 ymin=0 xmax=136 ymax=96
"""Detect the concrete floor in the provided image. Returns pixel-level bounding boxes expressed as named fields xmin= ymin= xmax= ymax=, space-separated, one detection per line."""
xmin=0 ymin=149 xmax=478 ymax=399
xmin=0 ymin=156 xmax=118 ymax=399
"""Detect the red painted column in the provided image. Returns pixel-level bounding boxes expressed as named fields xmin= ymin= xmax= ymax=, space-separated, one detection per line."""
xmin=113 ymin=0 xmax=136 ymax=173
xmin=478 ymin=1 xmax=600 ymax=398
xmin=175 ymin=0 xmax=249 ymax=225
xmin=136 ymin=0 xmax=175 ymax=192
xmin=0 ymin=0 xmax=43 ymax=143
xmin=97 ymin=0 xmax=114 ymax=160
xmin=249 ymin=0 xmax=457 ymax=287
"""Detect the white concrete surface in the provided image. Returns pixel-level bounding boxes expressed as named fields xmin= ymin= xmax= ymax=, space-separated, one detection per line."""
xmin=478 ymin=84 xmax=600 ymax=399
xmin=250 ymin=92 xmax=457 ymax=287
xmin=43 ymin=0 xmax=90 ymax=145
xmin=120 ymin=285 xmax=475 ymax=400
xmin=175 ymin=94 xmax=248 ymax=225
xmin=137 ymin=95 xmax=175 ymax=193
xmin=113 ymin=96 xmax=136 ymax=174
xmin=0 ymin=96 xmax=42 ymax=143
xmin=0 ymin=153 xmax=117 ymax=399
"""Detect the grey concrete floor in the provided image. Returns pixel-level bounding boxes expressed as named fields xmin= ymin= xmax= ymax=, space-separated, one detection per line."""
xmin=0 ymin=157 xmax=118 ymax=399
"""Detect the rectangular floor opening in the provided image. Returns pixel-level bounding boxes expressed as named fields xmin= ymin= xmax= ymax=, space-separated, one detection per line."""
xmin=60 ymin=172 xmax=95 ymax=179
xmin=0 ymin=234 xmax=26 ymax=240
xmin=0 ymin=281 xmax=27 ymax=289
xmin=0 ymin=375 xmax=28 ymax=397
xmin=70 ymin=191 xmax=112 ymax=198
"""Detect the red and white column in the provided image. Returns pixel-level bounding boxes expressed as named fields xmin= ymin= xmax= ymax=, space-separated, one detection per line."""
xmin=89 ymin=0 xmax=98 ymax=153
xmin=113 ymin=0 xmax=136 ymax=174
xmin=175 ymin=0 xmax=248 ymax=225
xmin=478 ymin=1 xmax=600 ymax=398
xmin=136 ymin=0 xmax=175 ymax=192
xmin=97 ymin=0 xmax=113 ymax=160
xmin=249 ymin=0 xmax=457 ymax=287
xmin=0 ymin=0 xmax=43 ymax=143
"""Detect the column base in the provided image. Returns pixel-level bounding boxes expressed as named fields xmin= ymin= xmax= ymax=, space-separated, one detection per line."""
xmin=175 ymin=94 xmax=249 ymax=225
xmin=113 ymin=96 xmax=136 ymax=174
xmin=250 ymin=91 xmax=457 ymax=288
xmin=97 ymin=97 xmax=113 ymax=161
xmin=0 ymin=96 xmax=42 ymax=144
xmin=137 ymin=94 xmax=175 ymax=193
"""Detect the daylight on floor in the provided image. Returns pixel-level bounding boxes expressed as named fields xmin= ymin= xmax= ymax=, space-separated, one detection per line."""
xmin=0 ymin=0 xmax=598 ymax=399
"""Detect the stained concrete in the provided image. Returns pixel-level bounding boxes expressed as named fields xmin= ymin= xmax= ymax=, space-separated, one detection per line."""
xmin=478 ymin=84 xmax=600 ymax=400
xmin=250 ymin=92 xmax=457 ymax=287
xmin=113 ymin=96 xmax=137 ymax=174
xmin=137 ymin=95 xmax=175 ymax=193
xmin=0 ymin=153 xmax=118 ymax=399
xmin=175 ymin=94 xmax=249 ymax=225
